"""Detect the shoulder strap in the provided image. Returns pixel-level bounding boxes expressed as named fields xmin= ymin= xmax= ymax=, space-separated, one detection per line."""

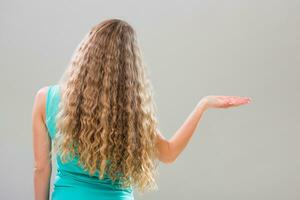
xmin=45 ymin=84 xmax=61 ymax=140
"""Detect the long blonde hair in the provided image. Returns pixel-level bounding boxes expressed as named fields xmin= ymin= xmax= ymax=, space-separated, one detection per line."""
xmin=53 ymin=18 xmax=159 ymax=192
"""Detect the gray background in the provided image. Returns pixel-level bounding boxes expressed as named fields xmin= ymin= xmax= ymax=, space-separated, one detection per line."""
xmin=1 ymin=0 xmax=299 ymax=199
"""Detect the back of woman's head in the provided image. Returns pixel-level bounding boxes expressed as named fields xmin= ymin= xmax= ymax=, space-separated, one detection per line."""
xmin=54 ymin=18 xmax=159 ymax=192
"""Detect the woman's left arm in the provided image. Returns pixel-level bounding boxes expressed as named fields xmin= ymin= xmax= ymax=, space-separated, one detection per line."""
xmin=32 ymin=87 xmax=52 ymax=200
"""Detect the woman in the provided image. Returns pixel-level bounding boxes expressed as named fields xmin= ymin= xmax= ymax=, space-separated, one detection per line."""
xmin=32 ymin=18 xmax=251 ymax=200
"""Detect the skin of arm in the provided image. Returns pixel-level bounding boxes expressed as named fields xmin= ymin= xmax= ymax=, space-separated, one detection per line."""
xmin=156 ymin=98 xmax=208 ymax=164
xmin=32 ymin=86 xmax=52 ymax=200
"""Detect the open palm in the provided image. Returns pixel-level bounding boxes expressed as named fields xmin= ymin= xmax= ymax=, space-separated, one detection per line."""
xmin=203 ymin=95 xmax=251 ymax=109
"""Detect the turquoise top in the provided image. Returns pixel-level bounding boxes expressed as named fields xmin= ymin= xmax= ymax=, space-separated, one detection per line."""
xmin=45 ymin=84 xmax=134 ymax=200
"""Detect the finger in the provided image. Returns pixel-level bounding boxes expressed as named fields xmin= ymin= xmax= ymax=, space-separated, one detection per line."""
xmin=229 ymin=96 xmax=251 ymax=102
xmin=218 ymin=96 xmax=251 ymax=107
xmin=233 ymin=98 xmax=250 ymax=104
xmin=231 ymin=99 xmax=251 ymax=106
xmin=218 ymin=96 xmax=250 ymax=101
xmin=224 ymin=97 xmax=250 ymax=106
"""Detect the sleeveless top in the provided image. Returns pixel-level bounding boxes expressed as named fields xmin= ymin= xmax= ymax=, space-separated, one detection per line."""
xmin=45 ymin=84 xmax=134 ymax=200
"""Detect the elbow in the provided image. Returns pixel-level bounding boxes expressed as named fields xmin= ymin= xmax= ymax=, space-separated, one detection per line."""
xmin=33 ymin=163 xmax=51 ymax=174
xmin=159 ymin=142 xmax=176 ymax=164
xmin=161 ymin=156 xmax=175 ymax=164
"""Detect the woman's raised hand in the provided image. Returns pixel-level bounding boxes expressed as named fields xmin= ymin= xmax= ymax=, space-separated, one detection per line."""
xmin=201 ymin=95 xmax=252 ymax=109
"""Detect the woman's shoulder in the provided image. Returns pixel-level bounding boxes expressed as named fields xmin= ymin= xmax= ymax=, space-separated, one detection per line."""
xmin=33 ymin=85 xmax=51 ymax=124
xmin=34 ymin=84 xmax=58 ymax=100
xmin=35 ymin=85 xmax=57 ymax=106
xmin=34 ymin=85 xmax=49 ymax=99
xmin=34 ymin=84 xmax=60 ymax=119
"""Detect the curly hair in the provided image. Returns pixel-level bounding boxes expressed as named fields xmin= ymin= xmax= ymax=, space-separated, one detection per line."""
xmin=53 ymin=18 xmax=159 ymax=193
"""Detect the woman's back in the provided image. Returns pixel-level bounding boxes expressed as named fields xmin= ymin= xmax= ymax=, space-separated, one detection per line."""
xmin=46 ymin=84 xmax=134 ymax=200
